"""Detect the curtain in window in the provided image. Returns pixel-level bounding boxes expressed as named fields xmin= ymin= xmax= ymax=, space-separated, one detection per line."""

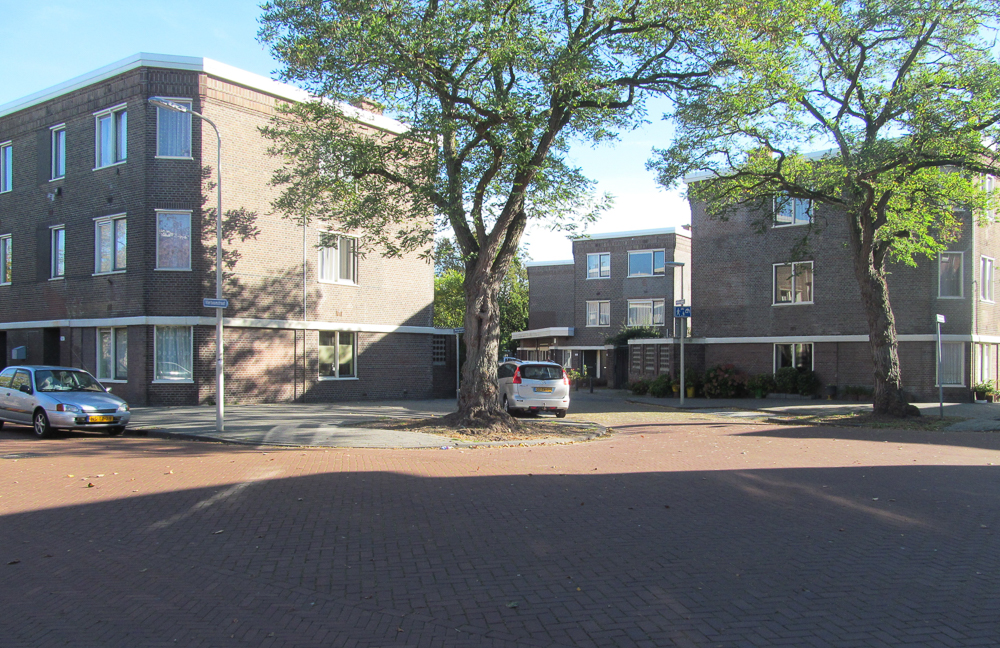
xmin=587 ymin=303 xmax=599 ymax=326
xmin=940 ymin=342 xmax=964 ymax=385
xmin=115 ymin=219 xmax=127 ymax=270
xmin=318 ymin=245 xmax=335 ymax=281
xmin=652 ymin=300 xmax=665 ymax=325
xmin=628 ymin=301 xmax=653 ymax=326
xmin=97 ymin=221 xmax=113 ymax=273
xmin=155 ymin=326 xmax=192 ymax=380
xmin=115 ymin=328 xmax=128 ymax=380
xmin=157 ymin=105 xmax=192 ymax=157
xmin=339 ymin=237 xmax=355 ymax=282
xmin=157 ymin=213 xmax=190 ymax=269
xmin=940 ymin=253 xmax=962 ymax=297
xmin=0 ymin=237 xmax=10 ymax=283
xmin=599 ymin=302 xmax=610 ymax=325
xmin=2 ymin=144 xmax=12 ymax=192
xmin=52 ymin=229 xmax=64 ymax=277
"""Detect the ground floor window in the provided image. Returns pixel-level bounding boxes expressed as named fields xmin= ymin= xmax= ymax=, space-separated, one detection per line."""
xmin=774 ymin=343 xmax=813 ymax=371
xmin=975 ymin=343 xmax=994 ymax=384
xmin=432 ymin=335 xmax=447 ymax=365
xmin=98 ymin=327 xmax=128 ymax=381
xmin=155 ymin=326 xmax=193 ymax=381
xmin=319 ymin=331 xmax=356 ymax=379
xmin=938 ymin=341 xmax=964 ymax=386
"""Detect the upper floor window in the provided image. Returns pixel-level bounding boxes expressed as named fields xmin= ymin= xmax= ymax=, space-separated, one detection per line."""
xmin=586 ymin=300 xmax=610 ymax=327
xmin=587 ymin=252 xmax=610 ymax=279
xmin=319 ymin=331 xmax=356 ymax=379
xmin=774 ymin=196 xmax=812 ymax=226
xmin=50 ymin=125 xmax=66 ymax=180
xmin=156 ymin=210 xmax=191 ymax=270
xmin=50 ymin=226 xmax=65 ymax=279
xmin=0 ymin=234 xmax=10 ymax=285
xmin=982 ymin=256 xmax=995 ymax=303
xmin=155 ymin=99 xmax=192 ymax=158
xmin=0 ymin=141 xmax=11 ymax=192
xmin=773 ymin=261 xmax=813 ymax=304
xmin=627 ymin=299 xmax=665 ymax=327
xmin=95 ymin=214 xmax=127 ymax=274
xmin=318 ymin=234 xmax=357 ymax=284
xmin=939 ymin=252 xmax=963 ymax=298
xmin=628 ymin=249 xmax=665 ymax=277
xmin=95 ymin=105 xmax=127 ymax=168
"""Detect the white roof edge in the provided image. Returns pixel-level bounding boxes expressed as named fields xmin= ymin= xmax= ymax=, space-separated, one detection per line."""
xmin=0 ymin=53 xmax=408 ymax=134
xmin=572 ymin=227 xmax=689 ymax=241
xmin=525 ymin=260 xmax=574 ymax=267
xmin=511 ymin=327 xmax=574 ymax=340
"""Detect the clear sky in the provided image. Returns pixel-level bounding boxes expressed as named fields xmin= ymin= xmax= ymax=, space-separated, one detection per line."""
xmin=0 ymin=0 xmax=691 ymax=262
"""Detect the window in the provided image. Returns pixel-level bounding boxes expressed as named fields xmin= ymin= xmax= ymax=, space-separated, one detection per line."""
xmin=0 ymin=234 xmax=10 ymax=285
xmin=627 ymin=299 xmax=665 ymax=326
xmin=155 ymin=99 xmax=192 ymax=158
xmin=587 ymin=252 xmax=610 ymax=279
xmin=586 ymin=300 xmax=610 ymax=327
xmin=432 ymin=335 xmax=447 ymax=365
xmin=50 ymin=226 xmax=65 ymax=279
xmin=318 ymin=234 xmax=357 ymax=283
xmin=975 ymin=343 xmax=993 ymax=384
xmin=95 ymin=215 xmax=127 ymax=274
xmin=95 ymin=105 xmax=127 ymax=168
xmin=774 ymin=196 xmax=812 ymax=225
xmin=773 ymin=261 xmax=813 ymax=304
xmin=98 ymin=328 xmax=128 ymax=381
xmin=938 ymin=342 xmax=964 ymax=386
xmin=628 ymin=250 xmax=665 ymax=277
xmin=939 ymin=252 xmax=963 ymax=298
xmin=155 ymin=326 xmax=193 ymax=381
xmin=319 ymin=331 xmax=356 ymax=379
xmin=982 ymin=256 xmax=995 ymax=302
xmin=774 ymin=343 xmax=813 ymax=371
xmin=156 ymin=211 xmax=191 ymax=270
xmin=0 ymin=141 xmax=11 ymax=192
xmin=51 ymin=125 xmax=66 ymax=180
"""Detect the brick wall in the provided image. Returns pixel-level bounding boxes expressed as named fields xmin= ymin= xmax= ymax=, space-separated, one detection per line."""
xmin=527 ymin=263 xmax=574 ymax=329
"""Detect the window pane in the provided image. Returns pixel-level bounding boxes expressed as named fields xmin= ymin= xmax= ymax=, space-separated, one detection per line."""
xmin=52 ymin=228 xmax=65 ymax=277
xmin=775 ymin=197 xmax=793 ymax=224
xmin=587 ymin=254 xmax=599 ymax=278
xmin=1 ymin=144 xmax=11 ymax=192
xmin=775 ymin=344 xmax=793 ymax=369
xmin=940 ymin=342 xmax=964 ymax=385
xmin=157 ymin=212 xmax=191 ymax=269
xmin=52 ymin=129 xmax=65 ymax=178
xmin=116 ymin=110 xmax=127 ymax=162
xmin=774 ymin=265 xmax=793 ymax=303
xmin=940 ymin=253 xmax=962 ymax=297
xmin=1 ymin=237 xmax=10 ymax=283
xmin=794 ymin=199 xmax=811 ymax=224
xmin=318 ymin=331 xmax=337 ymax=376
xmin=115 ymin=328 xmax=128 ymax=380
xmin=794 ymin=263 xmax=813 ymax=302
xmin=157 ymin=103 xmax=192 ymax=157
xmin=338 ymin=332 xmax=355 ymax=377
xmin=98 ymin=115 xmax=113 ymax=167
xmin=587 ymin=302 xmax=598 ymax=326
xmin=795 ymin=343 xmax=813 ymax=370
xmin=600 ymin=253 xmax=610 ymax=277
xmin=98 ymin=221 xmax=113 ymax=273
xmin=628 ymin=301 xmax=652 ymax=326
xmin=653 ymin=251 xmax=665 ymax=275
xmin=629 ymin=252 xmax=652 ymax=276
xmin=339 ymin=237 xmax=355 ymax=282
xmin=99 ymin=330 xmax=112 ymax=379
xmin=982 ymin=257 xmax=994 ymax=301
xmin=599 ymin=301 xmax=610 ymax=326
xmin=653 ymin=300 xmax=665 ymax=325
xmin=115 ymin=218 xmax=127 ymax=270
xmin=155 ymin=326 xmax=192 ymax=381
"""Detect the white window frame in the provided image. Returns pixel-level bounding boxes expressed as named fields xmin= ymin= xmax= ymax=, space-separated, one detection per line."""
xmin=50 ymin=124 xmax=66 ymax=180
xmin=937 ymin=341 xmax=965 ymax=387
xmin=938 ymin=251 xmax=964 ymax=298
xmin=586 ymin=300 xmax=611 ymax=327
xmin=772 ymin=261 xmax=814 ymax=305
xmin=318 ymin=331 xmax=358 ymax=380
xmin=773 ymin=196 xmax=812 ymax=226
xmin=627 ymin=249 xmax=666 ymax=278
xmin=50 ymin=225 xmax=65 ymax=280
xmin=154 ymin=98 xmax=193 ymax=159
xmin=627 ymin=299 xmax=665 ymax=326
xmin=155 ymin=210 xmax=192 ymax=271
xmin=0 ymin=234 xmax=10 ymax=285
xmin=94 ymin=213 xmax=127 ymax=275
xmin=97 ymin=327 xmax=128 ymax=382
xmin=153 ymin=325 xmax=194 ymax=383
xmin=981 ymin=256 xmax=995 ymax=303
xmin=975 ymin=343 xmax=993 ymax=385
xmin=94 ymin=103 xmax=127 ymax=169
xmin=586 ymin=252 xmax=610 ymax=279
xmin=773 ymin=343 xmax=814 ymax=372
xmin=0 ymin=141 xmax=11 ymax=193
xmin=317 ymin=233 xmax=358 ymax=285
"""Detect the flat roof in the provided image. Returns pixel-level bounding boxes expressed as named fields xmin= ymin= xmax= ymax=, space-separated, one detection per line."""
xmin=572 ymin=227 xmax=689 ymax=241
xmin=0 ymin=53 xmax=406 ymax=134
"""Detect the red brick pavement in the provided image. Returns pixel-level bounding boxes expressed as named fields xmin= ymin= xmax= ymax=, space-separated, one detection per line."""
xmin=2 ymin=418 xmax=1000 ymax=647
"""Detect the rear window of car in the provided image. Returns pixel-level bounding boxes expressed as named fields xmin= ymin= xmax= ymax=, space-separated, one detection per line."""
xmin=519 ymin=365 xmax=563 ymax=381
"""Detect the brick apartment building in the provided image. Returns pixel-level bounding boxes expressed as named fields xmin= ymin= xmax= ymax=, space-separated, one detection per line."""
xmin=0 ymin=53 xmax=451 ymax=406
xmin=513 ymin=228 xmax=691 ymax=387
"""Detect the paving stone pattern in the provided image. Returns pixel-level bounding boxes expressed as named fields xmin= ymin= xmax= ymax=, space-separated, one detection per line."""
xmin=2 ymin=417 xmax=1000 ymax=647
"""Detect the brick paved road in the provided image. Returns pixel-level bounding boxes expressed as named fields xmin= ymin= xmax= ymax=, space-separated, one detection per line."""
xmin=2 ymin=415 xmax=1000 ymax=647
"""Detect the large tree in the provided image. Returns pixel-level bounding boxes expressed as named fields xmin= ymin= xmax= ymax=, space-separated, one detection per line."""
xmin=652 ymin=0 xmax=1000 ymax=416
xmin=259 ymin=0 xmax=749 ymax=428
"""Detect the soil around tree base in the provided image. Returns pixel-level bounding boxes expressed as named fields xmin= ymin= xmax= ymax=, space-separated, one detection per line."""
xmin=352 ymin=414 xmax=601 ymax=443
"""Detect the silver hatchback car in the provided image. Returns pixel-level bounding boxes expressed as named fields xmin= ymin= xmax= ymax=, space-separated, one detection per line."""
xmin=0 ymin=365 xmax=131 ymax=438
xmin=497 ymin=360 xmax=570 ymax=417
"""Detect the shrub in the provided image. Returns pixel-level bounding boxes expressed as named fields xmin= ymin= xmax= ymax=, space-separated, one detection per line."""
xmin=648 ymin=374 xmax=674 ymax=398
xmin=629 ymin=379 xmax=650 ymax=395
xmin=702 ymin=364 xmax=749 ymax=398
xmin=746 ymin=373 xmax=776 ymax=396
xmin=974 ymin=381 xmax=996 ymax=396
xmin=774 ymin=367 xmax=800 ymax=394
xmin=605 ymin=326 xmax=661 ymax=347
xmin=796 ymin=370 xmax=822 ymax=396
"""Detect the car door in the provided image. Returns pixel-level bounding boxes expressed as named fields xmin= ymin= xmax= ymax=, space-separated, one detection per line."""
xmin=6 ymin=369 xmax=35 ymax=424
xmin=0 ymin=367 xmax=15 ymax=422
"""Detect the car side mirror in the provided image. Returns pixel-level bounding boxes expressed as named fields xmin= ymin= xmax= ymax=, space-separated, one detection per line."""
xmin=19 ymin=384 xmax=31 ymax=394
xmin=105 ymin=386 xmax=112 ymax=393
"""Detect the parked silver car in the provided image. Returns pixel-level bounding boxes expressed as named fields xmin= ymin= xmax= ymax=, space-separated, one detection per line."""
xmin=0 ymin=365 xmax=131 ymax=438
xmin=497 ymin=359 xmax=570 ymax=417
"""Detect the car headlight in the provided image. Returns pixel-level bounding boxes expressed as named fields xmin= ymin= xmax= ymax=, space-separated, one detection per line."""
xmin=56 ymin=403 xmax=82 ymax=413
xmin=117 ymin=403 xmax=129 ymax=412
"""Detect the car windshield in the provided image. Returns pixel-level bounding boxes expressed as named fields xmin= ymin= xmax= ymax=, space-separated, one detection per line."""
xmin=520 ymin=365 xmax=563 ymax=381
xmin=34 ymin=370 xmax=106 ymax=393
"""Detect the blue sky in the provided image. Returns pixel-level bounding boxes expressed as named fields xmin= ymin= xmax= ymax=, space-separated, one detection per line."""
xmin=0 ymin=0 xmax=690 ymax=262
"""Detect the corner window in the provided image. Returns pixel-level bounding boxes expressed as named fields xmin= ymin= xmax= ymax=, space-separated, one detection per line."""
xmin=627 ymin=299 xmax=665 ymax=326
xmin=50 ymin=226 xmax=65 ymax=279
xmin=586 ymin=300 xmax=611 ymax=327
xmin=773 ymin=261 xmax=813 ymax=304
xmin=155 ymin=326 xmax=193 ymax=381
xmin=939 ymin=252 xmax=963 ymax=298
xmin=628 ymin=250 xmax=665 ymax=277
xmin=0 ymin=141 xmax=11 ymax=192
xmin=98 ymin=327 xmax=128 ymax=381
xmin=938 ymin=342 xmax=964 ymax=386
xmin=774 ymin=196 xmax=812 ymax=225
xmin=318 ymin=234 xmax=357 ymax=284
xmin=50 ymin=125 xmax=66 ymax=180
xmin=155 ymin=99 xmax=192 ymax=158
xmin=981 ymin=256 xmax=994 ymax=302
xmin=156 ymin=211 xmax=191 ymax=270
xmin=95 ymin=214 xmax=127 ymax=274
xmin=95 ymin=104 xmax=127 ymax=168
xmin=0 ymin=234 xmax=10 ymax=284
xmin=587 ymin=252 xmax=610 ymax=279
xmin=319 ymin=331 xmax=356 ymax=378
xmin=774 ymin=343 xmax=813 ymax=371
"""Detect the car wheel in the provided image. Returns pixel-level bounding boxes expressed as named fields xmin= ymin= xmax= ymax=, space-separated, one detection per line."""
xmin=503 ymin=395 xmax=517 ymax=417
xmin=0 ymin=420 xmax=4 ymax=430
xmin=556 ymin=410 xmax=567 ymax=418
xmin=108 ymin=426 xmax=126 ymax=437
xmin=33 ymin=410 xmax=54 ymax=439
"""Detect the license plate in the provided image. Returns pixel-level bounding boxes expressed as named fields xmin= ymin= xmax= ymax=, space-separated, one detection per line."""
xmin=88 ymin=416 xmax=114 ymax=423
xmin=534 ymin=387 xmax=553 ymax=393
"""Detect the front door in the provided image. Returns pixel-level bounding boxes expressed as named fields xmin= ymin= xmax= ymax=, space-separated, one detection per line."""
xmin=582 ymin=350 xmax=598 ymax=377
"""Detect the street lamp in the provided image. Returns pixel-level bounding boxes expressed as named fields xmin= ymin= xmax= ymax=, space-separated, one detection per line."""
xmin=149 ymin=97 xmax=225 ymax=433
xmin=665 ymin=261 xmax=687 ymax=405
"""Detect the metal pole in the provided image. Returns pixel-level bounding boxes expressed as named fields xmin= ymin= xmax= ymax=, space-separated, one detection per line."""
xmin=679 ymin=265 xmax=685 ymax=406
xmin=210 ymin=119 xmax=224 ymax=434
xmin=455 ymin=332 xmax=460 ymax=405
xmin=938 ymin=320 xmax=944 ymax=419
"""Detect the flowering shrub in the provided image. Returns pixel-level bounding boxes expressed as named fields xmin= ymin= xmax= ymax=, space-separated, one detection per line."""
xmin=702 ymin=364 xmax=749 ymax=398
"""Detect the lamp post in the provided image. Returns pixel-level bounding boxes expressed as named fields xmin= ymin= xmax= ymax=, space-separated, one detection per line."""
xmin=665 ymin=261 xmax=686 ymax=405
xmin=149 ymin=97 xmax=225 ymax=433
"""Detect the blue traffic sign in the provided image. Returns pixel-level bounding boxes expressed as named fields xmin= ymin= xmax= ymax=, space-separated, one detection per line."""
xmin=674 ymin=306 xmax=692 ymax=318
xmin=203 ymin=298 xmax=230 ymax=309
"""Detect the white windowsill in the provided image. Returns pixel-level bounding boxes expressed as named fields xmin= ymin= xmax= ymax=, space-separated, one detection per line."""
xmin=154 ymin=267 xmax=192 ymax=272
xmin=99 ymin=379 xmax=127 ymax=384
xmin=937 ymin=296 xmax=964 ymax=300
xmin=773 ymin=222 xmax=811 ymax=228
xmin=772 ymin=301 xmax=814 ymax=306
xmin=0 ymin=282 xmax=10 ymax=286
xmin=152 ymin=379 xmax=194 ymax=384
xmin=49 ymin=276 xmax=65 ymax=281
xmin=627 ymin=274 xmax=665 ymax=279
xmin=318 ymin=376 xmax=360 ymax=381
xmin=586 ymin=276 xmax=610 ymax=280
xmin=93 ymin=270 xmax=126 ymax=277
xmin=93 ymin=161 xmax=127 ymax=171
xmin=154 ymin=155 xmax=194 ymax=160
xmin=49 ymin=176 xmax=64 ymax=182
xmin=318 ymin=279 xmax=359 ymax=287
xmin=0 ymin=189 xmax=10 ymax=194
